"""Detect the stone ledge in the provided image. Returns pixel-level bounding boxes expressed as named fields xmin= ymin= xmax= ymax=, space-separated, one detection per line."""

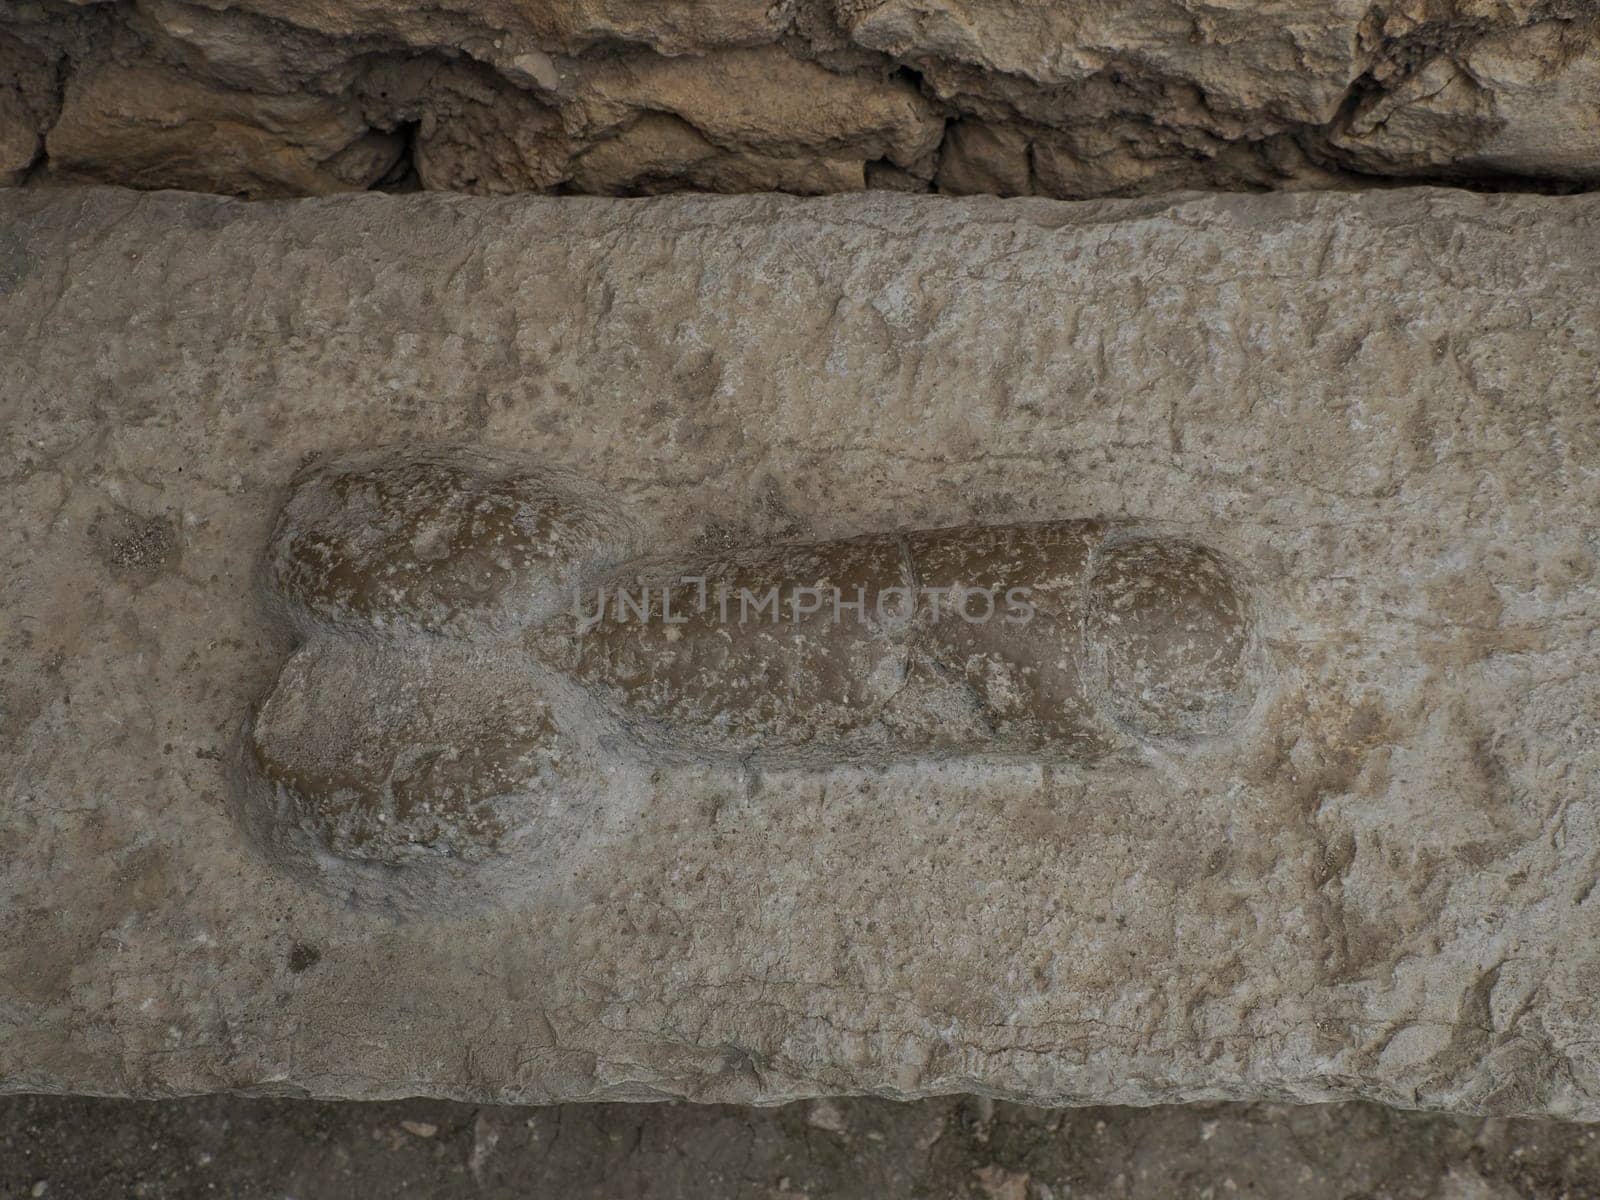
xmin=1 ymin=187 xmax=1597 ymax=1114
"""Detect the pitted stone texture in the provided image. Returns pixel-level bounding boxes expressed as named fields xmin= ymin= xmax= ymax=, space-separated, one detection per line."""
xmin=252 ymin=457 xmax=1257 ymax=887
xmin=1 ymin=0 xmax=1598 ymax=198
xmin=551 ymin=521 xmax=1158 ymax=767
xmin=268 ymin=446 xmax=641 ymax=636
xmin=252 ymin=641 xmax=550 ymax=865
xmin=1 ymin=187 xmax=1598 ymax=1117
xmin=1083 ymin=538 xmax=1254 ymax=743
xmin=242 ymin=635 xmax=619 ymax=911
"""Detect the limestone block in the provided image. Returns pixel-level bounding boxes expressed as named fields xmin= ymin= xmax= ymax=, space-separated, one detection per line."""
xmin=1 ymin=186 xmax=1598 ymax=1114
xmin=567 ymin=113 xmax=868 ymax=195
xmin=1327 ymin=18 xmax=1600 ymax=185
xmin=45 ymin=62 xmax=403 ymax=196
xmin=562 ymin=48 xmax=944 ymax=171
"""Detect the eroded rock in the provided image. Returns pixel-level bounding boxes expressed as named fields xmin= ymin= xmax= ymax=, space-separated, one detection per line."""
xmin=46 ymin=62 xmax=402 ymax=195
xmin=1 ymin=0 xmax=1597 ymax=197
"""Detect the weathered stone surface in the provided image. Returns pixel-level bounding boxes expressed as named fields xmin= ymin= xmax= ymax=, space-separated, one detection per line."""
xmin=46 ymin=62 xmax=404 ymax=196
xmin=243 ymin=449 xmax=1259 ymax=907
xmin=0 ymin=84 xmax=36 ymax=185
xmin=0 ymin=28 xmax=55 ymax=186
xmin=1 ymin=0 xmax=1597 ymax=198
xmin=2 ymin=186 xmax=1599 ymax=1114
xmin=566 ymin=113 xmax=867 ymax=195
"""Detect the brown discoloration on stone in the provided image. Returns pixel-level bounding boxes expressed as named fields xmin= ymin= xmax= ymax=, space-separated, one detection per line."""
xmin=267 ymin=447 xmax=640 ymax=636
xmin=548 ymin=518 xmax=1253 ymax=766
xmin=551 ymin=534 xmax=919 ymax=763
xmin=250 ymin=641 xmax=565 ymax=866
xmin=1082 ymin=538 xmax=1254 ymax=742
xmin=1247 ymin=689 xmax=1402 ymax=819
xmin=252 ymin=451 xmax=1260 ymax=881
xmin=908 ymin=522 xmax=1111 ymax=759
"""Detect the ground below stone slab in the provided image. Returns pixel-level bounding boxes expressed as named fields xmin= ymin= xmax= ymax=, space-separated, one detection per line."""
xmin=1 ymin=1096 xmax=1597 ymax=1199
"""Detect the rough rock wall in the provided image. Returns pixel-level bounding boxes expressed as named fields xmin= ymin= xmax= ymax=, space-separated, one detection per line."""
xmin=1 ymin=0 xmax=1598 ymax=199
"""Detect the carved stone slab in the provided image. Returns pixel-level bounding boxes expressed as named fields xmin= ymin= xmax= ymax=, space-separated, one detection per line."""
xmin=247 ymin=446 xmax=1261 ymax=908
xmin=1 ymin=187 xmax=1597 ymax=1115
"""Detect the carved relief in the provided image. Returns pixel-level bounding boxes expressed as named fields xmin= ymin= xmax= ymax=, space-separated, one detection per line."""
xmin=242 ymin=447 xmax=1259 ymax=902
